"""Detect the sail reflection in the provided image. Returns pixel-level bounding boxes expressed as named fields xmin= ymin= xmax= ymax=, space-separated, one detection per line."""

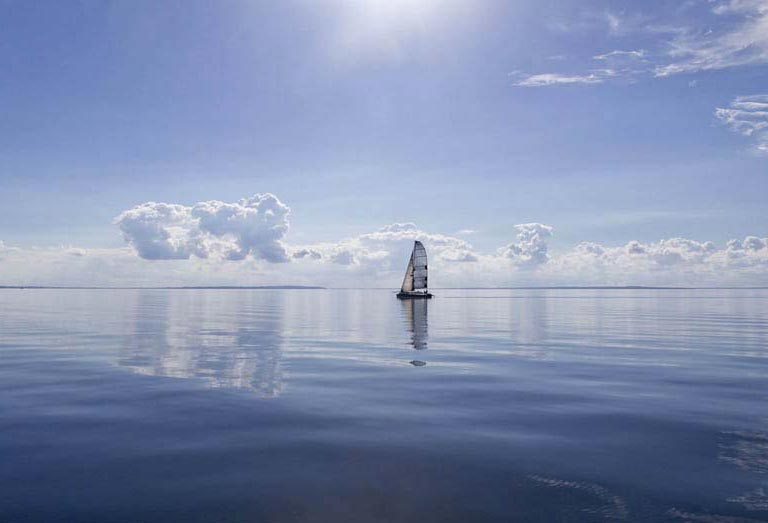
xmin=118 ymin=290 xmax=286 ymax=397
xmin=401 ymin=298 xmax=428 ymax=366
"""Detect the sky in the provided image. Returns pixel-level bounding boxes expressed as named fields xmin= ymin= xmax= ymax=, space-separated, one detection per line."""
xmin=1 ymin=0 xmax=767 ymax=287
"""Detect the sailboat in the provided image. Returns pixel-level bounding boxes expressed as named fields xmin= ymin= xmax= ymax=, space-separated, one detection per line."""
xmin=397 ymin=241 xmax=433 ymax=299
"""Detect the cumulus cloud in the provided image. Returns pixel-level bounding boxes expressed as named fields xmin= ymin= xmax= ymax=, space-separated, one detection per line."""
xmin=716 ymin=94 xmax=768 ymax=154
xmin=501 ymin=223 xmax=554 ymax=268
xmin=359 ymin=222 xmax=422 ymax=241
xmin=321 ymin=223 xmax=768 ymax=286
xmin=3 ymin=222 xmax=768 ymax=287
xmin=360 ymin=222 xmax=475 ymax=253
xmin=114 ymin=202 xmax=204 ymax=260
xmin=724 ymin=236 xmax=768 ymax=268
xmin=6 ymin=197 xmax=768 ymax=288
xmin=191 ymin=194 xmax=290 ymax=262
xmin=115 ymin=194 xmax=290 ymax=262
xmin=329 ymin=250 xmax=357 ymax=266
xmin=290 ymin=222 xmax=478 ymax=273
xmin=645 ymin=238 xmax=717 ymax=266
xmin=292 ymin=248 xmax=322 ymax=260
xmin=561 ymin=237 xmax=718 ymax=270
xmin=350 ymin=222 xmax=478 ymax=265
xmin=440 ymin=249 xmax=479 ymax=263
xmin=543 ymin=234 xmax=768 ymax=286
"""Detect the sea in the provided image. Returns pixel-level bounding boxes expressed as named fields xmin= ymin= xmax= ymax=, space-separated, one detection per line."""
xmin=1 ymin=288 xmax=766 ymax=522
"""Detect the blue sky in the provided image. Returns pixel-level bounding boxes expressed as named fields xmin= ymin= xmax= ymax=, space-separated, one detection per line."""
xmin=1 ymin=0 xmax=767 ymax=286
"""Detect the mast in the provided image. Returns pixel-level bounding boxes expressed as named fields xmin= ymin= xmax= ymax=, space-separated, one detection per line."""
xmin=397 ymin=241 xmax=432 ymax=298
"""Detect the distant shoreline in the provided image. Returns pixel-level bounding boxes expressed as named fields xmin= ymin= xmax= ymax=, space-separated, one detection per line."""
xmin=432 ymin=286 xmax=768 ymax=290
xmin=0 ymin=285 xmax=326 ymax=290
xmin=2 ymin=285 xmax=767 ymax=290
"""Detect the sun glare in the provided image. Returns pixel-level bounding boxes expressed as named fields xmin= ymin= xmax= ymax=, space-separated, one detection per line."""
xmin=331 ymin=0 xmax=463 ymax=63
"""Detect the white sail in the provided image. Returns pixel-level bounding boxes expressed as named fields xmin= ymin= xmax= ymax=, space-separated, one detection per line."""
xmin=412 ymin=241 xmax=428 ymax=290
xmin=398 ymin=241 xmax=431 ymax=298
xmin=401 ymin=256 xmax=415 ymax=292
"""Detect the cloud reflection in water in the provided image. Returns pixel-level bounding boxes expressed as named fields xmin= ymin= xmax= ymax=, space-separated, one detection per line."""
xmin=118 ymin=290 xmax=286 ymax=397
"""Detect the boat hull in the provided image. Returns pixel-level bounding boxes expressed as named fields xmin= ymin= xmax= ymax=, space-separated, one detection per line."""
xmin=397 ymin=292 xmax=433 ymax=299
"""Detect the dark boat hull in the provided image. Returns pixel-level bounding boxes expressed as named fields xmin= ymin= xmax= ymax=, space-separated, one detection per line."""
xmin=397 ymin=292 xmax=433 ymax=299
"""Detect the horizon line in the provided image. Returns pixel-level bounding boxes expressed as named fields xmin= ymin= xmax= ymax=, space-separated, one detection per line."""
xmin=2 ymin=285 xmax=768 ymax=291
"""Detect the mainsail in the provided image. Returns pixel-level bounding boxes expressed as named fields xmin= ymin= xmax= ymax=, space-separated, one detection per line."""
xmin=401 ymin=257 xmax=414 ymax=292
xmin=400 ymin=241 xmax=428 ymax=293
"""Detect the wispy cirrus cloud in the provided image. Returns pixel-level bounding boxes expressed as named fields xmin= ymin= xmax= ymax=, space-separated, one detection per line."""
xmin=512 ymin=0 xmax=768 ymax=87
xmin=715 ymin=94 xmax=768 ymax=154
xmin=510 ymin=69 xmax=617 ymax=87
xmin=655 ymin=0 xmax=768 ymax=76
xmin=593 ymin=49 xmax=648 ymax=61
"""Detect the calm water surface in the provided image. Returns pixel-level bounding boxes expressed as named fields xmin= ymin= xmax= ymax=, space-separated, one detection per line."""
xmin=1 ymin=289 xmax=766 ymax=522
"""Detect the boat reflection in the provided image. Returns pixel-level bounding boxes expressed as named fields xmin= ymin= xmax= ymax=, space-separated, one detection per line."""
xmin=400 ymin=298 xmax=428 ymax=365
xmin=118 ymin=290 xmax=286 ymax=397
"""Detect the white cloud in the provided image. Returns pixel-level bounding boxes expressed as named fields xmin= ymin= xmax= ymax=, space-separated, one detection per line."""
xmin=593 ymin=49 xmax=647 ymax=61
xmin=292 ymin=222 xmax=478 ymax=271
xmin=605 ymin=12 xmax=622 ymax=35
xmin=514 ymin=1 xmax=768 ymax=86
xmin=330 ymin=250 xmax=357 ymax=266
xmin=359 ymin=222 xmax=474 ymax=251
xmin=541 ymin=235 xmax=768 ymax=286
xmin=716 ymin=94 xmax=768 ymax=154
xmin=191 ymin=194 xmax=290 ymax=262
xmin=3 ymin=210 xmax=768 ymax=287
xmin=655 ymin=0 xmax=768 ymax=76
xmin=0 ymin=241 xmax=12 ymax=262
xmin=115 ymin=194 xmax=291 ymax=262
xmin=292 ymin=248 xmax=322 ymax=260
xmin=500 ymin=223 xmax=554 ymax=268
xmin=114 ymin=202 xmax=204 ymax=260
xmin=440 ymin=249 xmax=479 ymax=263
xmin=512 ymin=47 xmax=650 ymax=87
xmin=511 ymin=71 xmax=611 ymax=87
xmin=362 ymin=223 xmax=479 ymax=264
xmin=557 ymin=237 xmax=719 ymax=272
